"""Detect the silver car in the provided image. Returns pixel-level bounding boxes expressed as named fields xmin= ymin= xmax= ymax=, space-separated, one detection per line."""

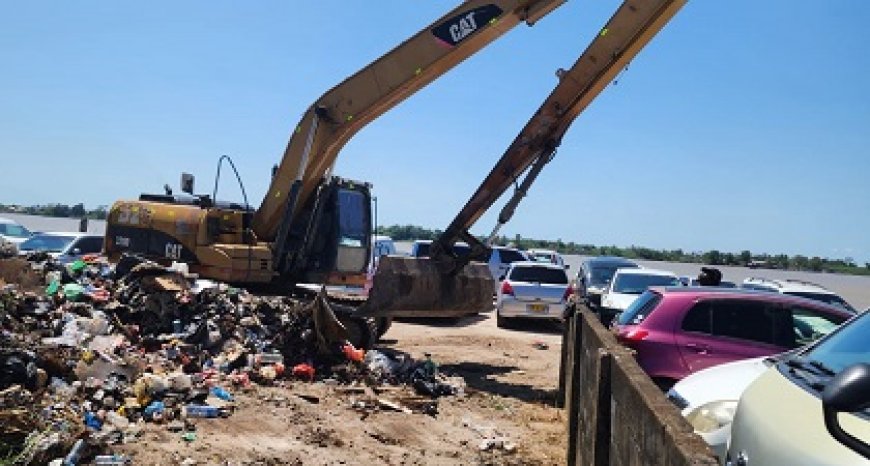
xmin=496 ymin=261 xmax=572 ymax=327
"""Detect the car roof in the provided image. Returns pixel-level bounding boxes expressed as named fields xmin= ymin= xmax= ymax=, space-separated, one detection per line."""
xmin=0 ymin=217 xmax=19 ymax=225
xmin=650 ymin=286 xmax=851 ymax=315
xmin=742 ymin=277 xmax=835 ymax=294
xmin=30 ymin=232 xmax=99 ymax=238
xmin=613 ymin=267 xmax=674 ymax=277
xmin=583 ymin=256 xmax=638 ymax=266
xmin=492 ymin=245 xmax=521 ymax=251
xmin=509 ymin=260 xmax=566 ymax=270
xmin=528 ymin=249 xmax=557 ymax=254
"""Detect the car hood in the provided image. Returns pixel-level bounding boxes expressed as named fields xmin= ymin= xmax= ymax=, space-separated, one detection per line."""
xmin=602 ymin=292 xmax=639 ymax=311
xmin=669 ymin=356 xmax=771 ymax=414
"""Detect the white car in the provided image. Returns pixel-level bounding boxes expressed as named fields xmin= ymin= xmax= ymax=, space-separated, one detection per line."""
xmin=495 ymin=261 xmax=572 ymax=327
xmin=666 ymin=356 xmax=774 ymax=463
xmin=488 ymin=246 xmax=529 ymax=293
xmin=727 ymin=310 xmax=870 ymax=465
xmin=600 ymin=268 xmax=680 ymax=324
xmin=527 ymin=249 xmax=565 ymax=267
xmin=0 ymin=217 xmax=33 ymax=246
xmin=741 ymin=277 xmax=856 ymax=314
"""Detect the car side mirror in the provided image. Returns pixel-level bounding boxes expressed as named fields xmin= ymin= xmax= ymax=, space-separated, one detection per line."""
xmin=498 ymin=276 xmax=505 ymax=282
xmin=822 ymin=363 xmax=870 ymax=459
xmin=564 ymin=265 xmax=570 ymax=270
xmin=72 ymin=248 xmax=81 ymax=255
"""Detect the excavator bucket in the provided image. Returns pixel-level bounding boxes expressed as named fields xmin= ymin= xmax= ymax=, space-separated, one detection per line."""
xmin=355 ymin=256 xmax=494 ymax=318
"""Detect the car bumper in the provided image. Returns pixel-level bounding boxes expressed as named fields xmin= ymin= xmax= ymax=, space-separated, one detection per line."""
xmin=498 ymin=300 xmax=564 ymax=320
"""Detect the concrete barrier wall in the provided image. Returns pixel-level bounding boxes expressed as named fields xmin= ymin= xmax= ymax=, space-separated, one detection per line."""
xmin=562 ymin=304 xmax=718 ymax=466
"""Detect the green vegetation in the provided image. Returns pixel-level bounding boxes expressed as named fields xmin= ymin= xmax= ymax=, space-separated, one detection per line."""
xmin=0 ymin=203 xmax=108 ymax=220
xmin=376 ymin=224 xmax=870 ymax=277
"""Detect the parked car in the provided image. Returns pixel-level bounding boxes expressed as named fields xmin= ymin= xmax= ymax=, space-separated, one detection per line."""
xmin=600 ymin=268 xmax=679 ymax=324
xmin=575 ymin=256 xmax=639 ymax=310
xmin=727 ymin=310 xmax=870 ymax=465
xmin=666 ymin=355 xmax=776 ymax=463
xmin=495 ymin=261 xmax=572 ymax=327
xmin=0 ymin=217 xmax=33 ymax=246
xmin=17 ymin=232 xmax=104 ymax=263
xmin=741 ymin=277 xmax=856 ymax=314
xmin=611 ymin=287 xmax=851 ymax=389
xmin=527 ymin=249 xmax=565 ymax=267
xmin=488 ymin=246 xmax=529 ymax=293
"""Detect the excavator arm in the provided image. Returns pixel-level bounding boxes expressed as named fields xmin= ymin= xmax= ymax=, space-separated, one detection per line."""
xmin=254 ymin=0 xmax=566 ymax=247
xmin=361 ymin=0 xmax=687 ymax=316
xmin=431 ymin=0 xmax=688 ymax=272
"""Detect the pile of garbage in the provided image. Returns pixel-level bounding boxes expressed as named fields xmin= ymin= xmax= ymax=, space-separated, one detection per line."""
xmin=0 ymin=254 xmax=462 ymax=465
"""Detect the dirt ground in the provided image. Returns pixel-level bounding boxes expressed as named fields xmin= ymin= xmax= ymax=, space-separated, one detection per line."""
xmin=115 ymin=314 xmax=567 ymax=465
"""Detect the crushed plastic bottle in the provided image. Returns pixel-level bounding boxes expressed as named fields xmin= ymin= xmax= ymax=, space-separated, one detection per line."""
xmin=184 ymin=405 xmax=228 ymax=418
xmin=210 ymin=386 xmax=233 ymax=401
xmin=94 ymin=454 xmax=129 ymax=465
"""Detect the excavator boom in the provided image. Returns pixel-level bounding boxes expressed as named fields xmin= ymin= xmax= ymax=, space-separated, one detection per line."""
xmin=363 ymin=0 xmax=687 ymax=316
xmin=254 ymin=0 xmax=566 ymax=243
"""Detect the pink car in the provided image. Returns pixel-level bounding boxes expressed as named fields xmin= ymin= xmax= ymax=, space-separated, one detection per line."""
xmin=610 ymin=287 xmax=852 ymax=390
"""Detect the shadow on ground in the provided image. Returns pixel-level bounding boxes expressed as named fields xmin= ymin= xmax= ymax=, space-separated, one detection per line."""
xmin=440 ymin=361 xmax=558 ymax=404
xmin=499 ymin=319 xmax=564 ymax=336
xmin=395 ymin=313 xmax=489 ymax=328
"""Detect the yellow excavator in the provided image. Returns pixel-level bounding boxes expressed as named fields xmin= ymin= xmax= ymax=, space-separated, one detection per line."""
xmin=104 ymin=0 xmax=686 ymax=344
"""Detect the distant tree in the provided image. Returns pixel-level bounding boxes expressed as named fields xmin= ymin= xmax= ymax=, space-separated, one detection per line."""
xmin=703 ymin=250 xmax=722 ymax=265
xmin=70 ymin=203 xmax=86 ymax=217
xmin=809 ymin=256 xmax=824 ymax=272
xmin=791 ymin=255 xmax=809 ymax=270
xmin=739 ymin=250 xmax=751 ymax=265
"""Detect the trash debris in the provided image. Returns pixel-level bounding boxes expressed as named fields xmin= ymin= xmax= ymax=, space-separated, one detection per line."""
xmin=0 ymin=253 xmax=469 ymax=463
xmin=532 ymin=341 xmax=549 ymax=350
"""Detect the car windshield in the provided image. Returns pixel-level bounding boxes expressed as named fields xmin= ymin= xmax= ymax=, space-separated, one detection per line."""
xmin=612 ymin=273 xmax=680 ymax=294
xmin=509 ymin=266 xmax=568 ymax=285
xmin=19 ymin=235 xmax=75 ymax=253
xmin=616 ymin=290 xmax=662 ymax=326
xmin=589 ymin=265 xmax=636 ymax=286
xmin=785 ymin=292 xmax=856 ymax=314
xmin=802 ymin=312 xmax=870 ymax=373
xmin=0 ymin=223 xmax=31 ymax=238
xmin=498 ymin=249 xmax=527 ymax=264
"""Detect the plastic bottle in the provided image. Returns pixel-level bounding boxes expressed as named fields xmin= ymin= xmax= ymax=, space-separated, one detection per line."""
xmin=62 ymin=439 xmax=85 ymax=466
xmin=93 ymin=454 xmax=129 ymax=465
xmin=210 ymin=386 xmax=233 ymax=401
xmin=184 ymin=405 xmax=225 ymax=418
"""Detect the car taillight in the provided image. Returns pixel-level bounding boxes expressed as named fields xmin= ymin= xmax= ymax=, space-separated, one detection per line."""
xmin=501 ymin=281 xmax=515 ymax=296
xmin=563 ymin=284 xmax=574 ymax=301
xmin=620 ymin=328 xmax=649 ymax=342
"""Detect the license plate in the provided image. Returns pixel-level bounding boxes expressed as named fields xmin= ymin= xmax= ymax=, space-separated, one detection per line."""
xmin=528 ymin=303 xmax=548 ymax=313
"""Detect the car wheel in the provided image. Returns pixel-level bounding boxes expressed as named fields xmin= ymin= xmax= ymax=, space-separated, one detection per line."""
xmin=496 ymin=310 xmax=511 ymax=328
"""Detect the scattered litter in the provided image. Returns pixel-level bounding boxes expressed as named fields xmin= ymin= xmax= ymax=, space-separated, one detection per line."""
xmin=0 ymin=254 xmax=469 ymax=463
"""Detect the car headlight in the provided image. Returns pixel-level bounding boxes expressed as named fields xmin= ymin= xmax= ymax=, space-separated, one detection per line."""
xmin=685 ymin=400 xmax=737 ymax=434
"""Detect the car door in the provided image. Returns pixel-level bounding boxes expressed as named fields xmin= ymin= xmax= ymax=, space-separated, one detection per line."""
xmin=675 ymin=299 xmax=783 ymax=374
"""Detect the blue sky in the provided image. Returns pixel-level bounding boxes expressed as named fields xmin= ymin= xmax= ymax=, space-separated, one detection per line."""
xmin=1 ymin=1 xmax=868 ymax=262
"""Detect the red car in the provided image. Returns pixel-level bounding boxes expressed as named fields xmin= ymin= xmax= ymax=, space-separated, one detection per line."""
xmin=611 ymin=287 xmax=851 ymax=390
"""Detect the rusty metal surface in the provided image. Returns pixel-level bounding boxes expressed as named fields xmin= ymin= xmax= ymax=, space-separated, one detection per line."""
xmin=356 ymin=256 xmax=494 ymax=318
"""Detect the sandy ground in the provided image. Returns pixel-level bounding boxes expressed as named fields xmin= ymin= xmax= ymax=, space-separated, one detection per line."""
xmin=114 ymin=314 xmax=567 ymax=465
